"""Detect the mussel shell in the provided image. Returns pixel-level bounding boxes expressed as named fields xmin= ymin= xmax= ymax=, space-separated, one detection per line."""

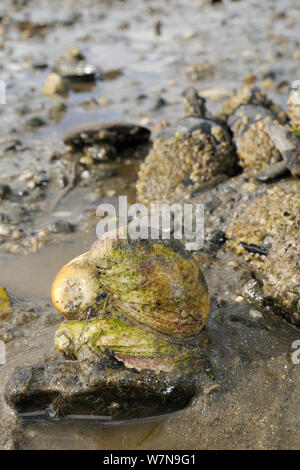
xmin=54 ymin=315 xmax=178 ymax=360
xmin=63 ymin=122 xmax=151 ymax=148
xmin=89 ymin=229 xmax=210 ymax=339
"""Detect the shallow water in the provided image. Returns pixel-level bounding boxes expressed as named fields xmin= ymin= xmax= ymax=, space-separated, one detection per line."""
xmin=0 ymin=0 xmax=299 ymax=450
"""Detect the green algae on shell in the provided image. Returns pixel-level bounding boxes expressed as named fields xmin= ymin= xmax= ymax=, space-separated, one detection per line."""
xmin=89 ymin=228 xmax=210 ymax=339
xmin=51 ymin=252 xmax=104 ymax=320
xmin=55 ymin=315 xmax=178 ymax=360
xmin=136 ymin=115 xmax=236 ymax=205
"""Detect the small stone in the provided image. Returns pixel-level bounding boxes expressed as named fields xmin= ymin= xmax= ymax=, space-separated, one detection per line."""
xmin=210 ymin=230 xmax=227 ymax=246
xmin=80 ymin=155 xmax=94 ymax=167
xmin=10 ymin=245 xmax=21 ymax=254
xmin=235 ymin=296 xmax=244 ymax=303
xmin=37 ymin=230 xmax=48 ymax=238
xmin=27 ymin=180 xmax=36 ymax=190
xmin=42 ymin=73 xmax=68 ymax=96
xmin=0 ymin=184 xmax=10 ymax=199
xmin=140 ymin=117 xmax=150 ymax=126
xmin=0 ymin=224 xmax=10 ymax=236
xmin=47 ymin=220 xmax=74 ymax=233
xmin=228 ymin=261 xmax=238 ymax=268
xmin=183 ymin=30 xmax=197 ymax=40
xmin=11 ymin=230 xmax=23 ymax=240
xmin=106 ymin=190 xmax=116 ymax=198
xmin=97 ymin=97 xmax=110 ymax=106
xmin=81 ymin=170 xmax=90 ymax=180
xmin=242 ymin=73 xmax=256 ymax=85
xmin=262 ymin=79 xmax=273 ymax=89
xmin=249 ymin=309 xmax=263 ymax=319
xmin=69 ymin=46 xmax=85 ymax=61
xmin=26 ymin=116 xmax=47 ymax=128
xmin=292 ymin=50 xmax=300 ymax=60
xmin=242 ymin=182 xmax=257 ymax=192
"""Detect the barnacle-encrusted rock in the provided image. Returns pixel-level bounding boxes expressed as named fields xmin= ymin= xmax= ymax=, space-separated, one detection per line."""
xmin=227 ymin=181 xmax=300 ymax=324
xmin=288 ymin=88 xmax=300 ymax=132
xmin=263 ymin=120 xmax=300 ymax=177
xmin=183 ymin=87 xmax=212 ymax=118
xmin=220 ymin=85 xmax=287 ymax=122
xmin=228 ymin=105 xmax=284 ymax=171
xmin=136 ymin=116 xmax=236 ymax=205
xmin=262 ymin=228 xmax=299 ymax=325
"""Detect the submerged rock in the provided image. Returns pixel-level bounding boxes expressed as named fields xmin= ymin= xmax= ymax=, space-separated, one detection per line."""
xmin=4 ymin=359 xmax=198 ymax=419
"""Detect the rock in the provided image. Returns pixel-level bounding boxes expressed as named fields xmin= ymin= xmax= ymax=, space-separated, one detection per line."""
xmin=5 ymin=359 xmax=198 ymax=420
xmin=228 ymin=105 xmax=284 ymax=172
xmin=185 ymin=63 xmax=214 ymax=81
xmin=249 ymin=309 xmax=263 ymax=319
xmin=46 ymin=220 xmax=74 ymax=233
xmin=25 ymin=116 xmax=47 ymax=129
xmin=255 ymin=161 xmax=289 ymax=182
xmin=227 ymin=181 xmax=300 ymax=324
xmin=264 ymin=120 xmax=300 ymax=177
xmin=0 ymin=184 xmax=10 ymax=200
xmin=42 ymin=73 xmax=68 ymax=96
xmin=137 ymin=114 xmax=236 ymax=205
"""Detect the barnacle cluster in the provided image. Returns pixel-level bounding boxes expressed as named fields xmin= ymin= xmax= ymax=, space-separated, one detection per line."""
xmin=220 ymin=85 xmax=287 ymax=122
xmin=136 ymin=120 xmax=235 ymax=205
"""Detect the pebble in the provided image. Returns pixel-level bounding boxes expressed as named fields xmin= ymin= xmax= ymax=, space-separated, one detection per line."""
xmin=242 ymin=182 xmax=257 ymax=192
xmin=11 ymin=230 xmax=23 ymax=240
xmin=249 ymin=309 xmax=263 ymax=319
xmin=183 ymin=30 xmax=197 ymax=40
xmin=10 ymin=245 xmax=20 ymax=254
xmin=242 ymin=73 xmax=256 ymax=85
xmin=46 ymin=220 xmax=74 ymax=233
xmin=292 ymin=50 xmax=300 ymax=60
xmin=106 ymin=190 xmax=116 ymax=198
xmin=235 ymin=296 xmax=244 ymax=303
xmin=0 ymin=224 xmax=10 ymax=236
xmin=42 ymin=73 xmax=68 ymax=96
xmin=81 ymin=170 xmax=91 ymax=180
